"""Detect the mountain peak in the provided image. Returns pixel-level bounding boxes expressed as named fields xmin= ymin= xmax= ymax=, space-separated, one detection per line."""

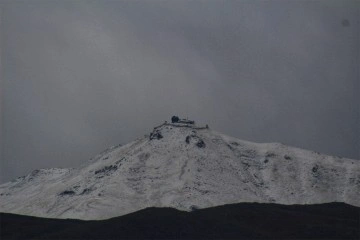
xmin=148 ymin=117 xmax=209 ymax=147
xmin=0 ymin=120 xmax=359 ymax=220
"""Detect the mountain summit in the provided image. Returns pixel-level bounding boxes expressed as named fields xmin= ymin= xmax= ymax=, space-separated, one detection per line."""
xmin=1 ymin=118 xmax=359 ymax=220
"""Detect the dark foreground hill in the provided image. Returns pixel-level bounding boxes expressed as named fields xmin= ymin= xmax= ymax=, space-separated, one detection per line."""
xmin=1 ymin=202 xmax=359 ymax=240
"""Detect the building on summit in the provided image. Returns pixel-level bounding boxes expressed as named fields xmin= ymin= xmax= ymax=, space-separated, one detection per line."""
xmin=171 ymin=116 xmax=195 ymax=125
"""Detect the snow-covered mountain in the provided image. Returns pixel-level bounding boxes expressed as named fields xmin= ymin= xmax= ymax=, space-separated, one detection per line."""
xmin=1 ymin=121 xmax=359 ymax=220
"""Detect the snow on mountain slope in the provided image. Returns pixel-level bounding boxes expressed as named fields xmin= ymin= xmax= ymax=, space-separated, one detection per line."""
xmin=0 ymin=122 xmax=359 ymax=220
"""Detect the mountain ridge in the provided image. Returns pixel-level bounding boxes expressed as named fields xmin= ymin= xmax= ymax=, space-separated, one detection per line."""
xmin=1 ymin=121 xmax=359 ymax=220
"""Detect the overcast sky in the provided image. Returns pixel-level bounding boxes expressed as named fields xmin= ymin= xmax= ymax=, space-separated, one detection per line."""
xmin=0 ymin=0 xmax=359 ymax=183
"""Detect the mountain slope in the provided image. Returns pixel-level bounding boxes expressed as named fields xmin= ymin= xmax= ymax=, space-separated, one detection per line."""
xmin=1 ymin=203 xmax=359 ymax=240
xmin=0 ymin=122 xmax=359 ymax=220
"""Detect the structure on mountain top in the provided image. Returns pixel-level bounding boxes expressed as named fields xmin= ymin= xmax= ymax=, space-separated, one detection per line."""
xmin=171 ymin=116 xmax=179 ymax=123
xmin=171 ymin=116 xmax=195 ymax=124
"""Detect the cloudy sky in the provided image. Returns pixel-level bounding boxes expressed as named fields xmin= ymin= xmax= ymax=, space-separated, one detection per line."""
xmin=0 ymin=0 xmax=359 ymax=182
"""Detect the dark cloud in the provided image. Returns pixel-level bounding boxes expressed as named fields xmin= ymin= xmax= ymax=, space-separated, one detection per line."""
xmin=1 ymin=0 xmax=359 ymax=182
